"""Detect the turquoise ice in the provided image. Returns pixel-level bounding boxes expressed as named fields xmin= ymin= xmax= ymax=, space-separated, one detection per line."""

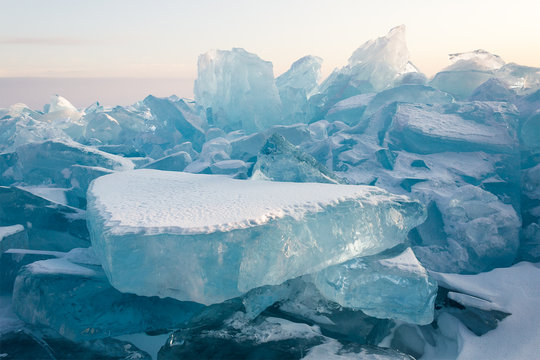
xmin=87 ymin=170 xmax=425 ymax=305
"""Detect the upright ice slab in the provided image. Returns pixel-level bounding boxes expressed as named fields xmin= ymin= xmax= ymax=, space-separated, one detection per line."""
xmin=276 ymin=56 xmax=322 ymax=95
xmin=277 ymin=55 xmax=322 ymax=124
xmin=87 ymin=170 xmax=425 ymax=305
xmin=344 ymin=25 xmax=418 ymax=91
xmin=194 ymin=48 xmax=282 ymax=133
xmin=311 ymin=25 xmax=421 ymax=119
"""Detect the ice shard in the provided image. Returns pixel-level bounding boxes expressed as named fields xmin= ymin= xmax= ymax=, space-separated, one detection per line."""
xmin=277 ymin=55 xmax=322 ymax=124
xmin=0 ymin=140 xmax=133 ymax=186
xmin=0 ymin=186 xmax=89 ymax=251
xmin=276 ymin=56 xmax=322 ymax=95
xmin=194 ymin=48 xmax=282 ymax=133
xmin=87 ymin=170 xmax=425 ymax=305
xmin=41 ymin=95 xmax=85 ymax=140
xmin=311 ymin=248 xmax=437 ymax=324
xmin=0 ymin=108 xmax=71 ymax=153
xmin=312 ymin=25 xmax=421 ymax=119
xmin=0 ymin=225 xmax=27 ymax=253
xmin=142 ymin=151 xmax=192 ymax=172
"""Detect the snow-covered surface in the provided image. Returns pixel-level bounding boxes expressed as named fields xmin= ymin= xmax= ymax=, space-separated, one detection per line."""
xmin=327 ymin=93 xmax=375 ymax=113
xmin=19 ymin=186 xmax=68 ymax=206
xmin=89 ymin=169 xmax=411 ymax=236
xmin=429 ymin=262 xmax=540 ymax=359
xmin=47 ymin=94 xmax=80 ymax=114
xmin=27 ymin=257 xmax=97 ymax=277
xmin=394 ymin=105 xmax=514 ymax=149
xmin=378 ymin=248 xmax=427 ymax=275
xmin=0 ymin=225 xmax=24 ymax=241
xmin=446 ymin=50 xmax=505 ymax=72
xmin=303 ymin=338 xmax=412 ymax=359
xmin=60 ymin=140 xmax=135 ymax=171
xmin=4 ymin=248 xmax=65 ymax=257
xmin=116 ymin=332 xmax=171 ymax=360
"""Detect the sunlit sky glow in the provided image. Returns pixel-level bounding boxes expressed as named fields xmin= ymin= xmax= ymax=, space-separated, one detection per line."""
xmin=1 ymin=0 xmax=539 ymax=108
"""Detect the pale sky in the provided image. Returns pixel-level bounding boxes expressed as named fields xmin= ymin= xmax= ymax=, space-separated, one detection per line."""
xmin=1 ymin=0 xmax=539 ymax=108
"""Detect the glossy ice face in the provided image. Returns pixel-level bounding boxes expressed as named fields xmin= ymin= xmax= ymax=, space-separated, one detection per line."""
xmin=194 ymin=48 xmax=283 ymax=133
xmin=312 ymin=248 xmax=437 ymax=325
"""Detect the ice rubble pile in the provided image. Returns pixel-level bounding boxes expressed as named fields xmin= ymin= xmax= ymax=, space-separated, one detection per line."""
xmin=1 ymin=25 xmax=539 ymax=359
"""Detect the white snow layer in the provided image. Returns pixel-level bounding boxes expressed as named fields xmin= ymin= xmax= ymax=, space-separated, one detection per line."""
xmin=89 ymin=169 xmax=411 ymax=236
xmin=430 ymin=262 xmax=540 ymax=360
xmin=0 ymin=225 xmax=24 ymax=241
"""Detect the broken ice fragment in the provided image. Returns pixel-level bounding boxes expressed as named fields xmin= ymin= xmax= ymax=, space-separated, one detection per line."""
xmin=251 ymin=133 xmax=340 ymax=184
xmin=0 ymin=225 xmax=27 ymax=253
xmin=194 ymin=48 xmax=282 ymax=133
xmin=12 ymin=248 xmax=203 ymax=341
xmin=311 ymin=248 xmax=437 ymax=325
xmin=277 ymin=55 xmax=322 ymax=124
xmin=0 ymin=186 xmax=89 ymax=251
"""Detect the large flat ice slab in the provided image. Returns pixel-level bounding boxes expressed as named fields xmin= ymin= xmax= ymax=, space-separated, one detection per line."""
xmin=87 ymin=170 xmax=425 ymax=305
xmin=387 ymin=104 xmax=517 ymax=154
